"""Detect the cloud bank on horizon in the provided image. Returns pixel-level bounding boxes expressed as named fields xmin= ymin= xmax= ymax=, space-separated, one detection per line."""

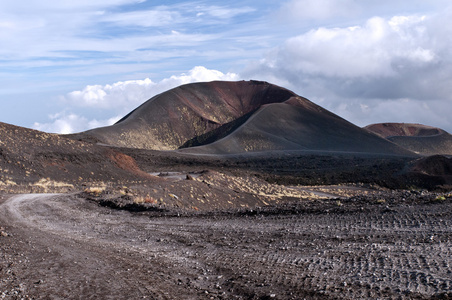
xmin=1 ymin=0 xmax=452 ymax=133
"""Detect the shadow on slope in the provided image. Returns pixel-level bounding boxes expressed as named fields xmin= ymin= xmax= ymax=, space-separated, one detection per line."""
xmin=179 ymin=97 xmax=414 ymax=156
xmin=70 ymin=80 xmax=296 ymax=150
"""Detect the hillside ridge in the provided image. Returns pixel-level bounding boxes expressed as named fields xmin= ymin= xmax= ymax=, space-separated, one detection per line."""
xmin=72 ymin=81 xmax=414 ymax=155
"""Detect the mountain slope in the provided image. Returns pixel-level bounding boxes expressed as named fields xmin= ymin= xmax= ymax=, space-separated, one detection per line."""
xmin=73 ymin=80 xmax=414 ymax=156
xmin=365 ymin=123 xmax=452 ymax=155
xmin=179 ymin=97 xmax=414 ymax=155
xmin=73 ymin=80 xmax=296 ymax=150
xmin=0 ymin=122 xmax=152 ymax=188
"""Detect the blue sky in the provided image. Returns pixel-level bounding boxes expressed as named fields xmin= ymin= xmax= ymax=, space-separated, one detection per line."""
xmin=1 ymin=0 xmax=452 ymax=133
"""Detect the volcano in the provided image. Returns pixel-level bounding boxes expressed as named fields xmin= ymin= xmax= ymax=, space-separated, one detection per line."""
xmin=72 ymin=81 xmax=296 ymax=150
xmin=73 ymin=81 xmax=413 ymax=156
xmin=365 ymin=123 xmax=452 ymax=155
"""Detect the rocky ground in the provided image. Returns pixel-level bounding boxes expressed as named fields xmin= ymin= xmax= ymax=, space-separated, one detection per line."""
xmin=1 ymin=191 xmax=452 ymax=299
xmin=2 ymin=81 xmax=452 ymax=299
xmin=1 ymin=123 xmax=452 ymax=299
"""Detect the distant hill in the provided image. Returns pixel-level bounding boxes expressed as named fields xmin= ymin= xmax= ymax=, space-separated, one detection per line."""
xmin=73 ymin=81 xmax=414 ymax=156
xmin=365 ymin=123 xmax=452 ymax=156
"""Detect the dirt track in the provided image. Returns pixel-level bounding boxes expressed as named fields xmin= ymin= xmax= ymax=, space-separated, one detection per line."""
xmin=1 ymin=194 xmax=452 ymax=299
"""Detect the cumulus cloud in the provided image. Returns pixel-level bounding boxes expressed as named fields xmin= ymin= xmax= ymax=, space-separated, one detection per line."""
xmin=33 ymin=113 xmax=121 ymax=135
xmin=243 ymin=11 xmax=452 ymax=131
xmin=35 ymin=66 xmax=239 ymax=133
xmin=65 ymin=66 xmax=239 ymax=110
xmin=256 ymin=15 xmax=436 ymax=79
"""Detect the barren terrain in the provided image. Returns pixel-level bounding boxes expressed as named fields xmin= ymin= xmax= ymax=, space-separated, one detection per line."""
xmin=2 ymin=80 xmax=452 ymax=299
xmin=2 ymin=192 xmax=452 ymax=299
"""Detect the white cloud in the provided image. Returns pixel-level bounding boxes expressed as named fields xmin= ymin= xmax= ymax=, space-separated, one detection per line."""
xmin=0 ymin=3 xmax=241 ymax=64
xmin=65 ymin=66 xmax=239 ymax=111
xmin=276 ymin=0 xmax=450 ymax=24
xmin=0 ymin=2 xmax=257 ymax=61
xmin=259 ymin=15 xmax=436 ymax=79
xmin=243 ymin=11 xmax=452 ymax=132
xmin=36 ymin=66 xmax=239 ymax=133
xmin=64 ymin=66 xmax=239 ymax=111
xmin=33 ymin=113 xmax=121 ymax=134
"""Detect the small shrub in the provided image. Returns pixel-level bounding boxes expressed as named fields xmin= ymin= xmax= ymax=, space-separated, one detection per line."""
xmin=84 ymin=186 xmax=106 ymax=196
xmin=435 ymin=195 xmax=446 ymax=201
xmin=133 ymin=195 xmax=156 ymax=204
xmin=133 ymin=196 xmax=145 ymax=204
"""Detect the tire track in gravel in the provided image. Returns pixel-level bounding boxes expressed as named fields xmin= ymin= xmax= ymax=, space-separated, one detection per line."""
xmin=0 ymin=194 xmax=224 ymax=299
xmin=1 ymin=194 xmax=452 ymax=299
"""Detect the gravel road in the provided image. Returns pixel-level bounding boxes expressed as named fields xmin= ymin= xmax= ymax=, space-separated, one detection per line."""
xmin=1 ymin=194 xmax=452 ymax=299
